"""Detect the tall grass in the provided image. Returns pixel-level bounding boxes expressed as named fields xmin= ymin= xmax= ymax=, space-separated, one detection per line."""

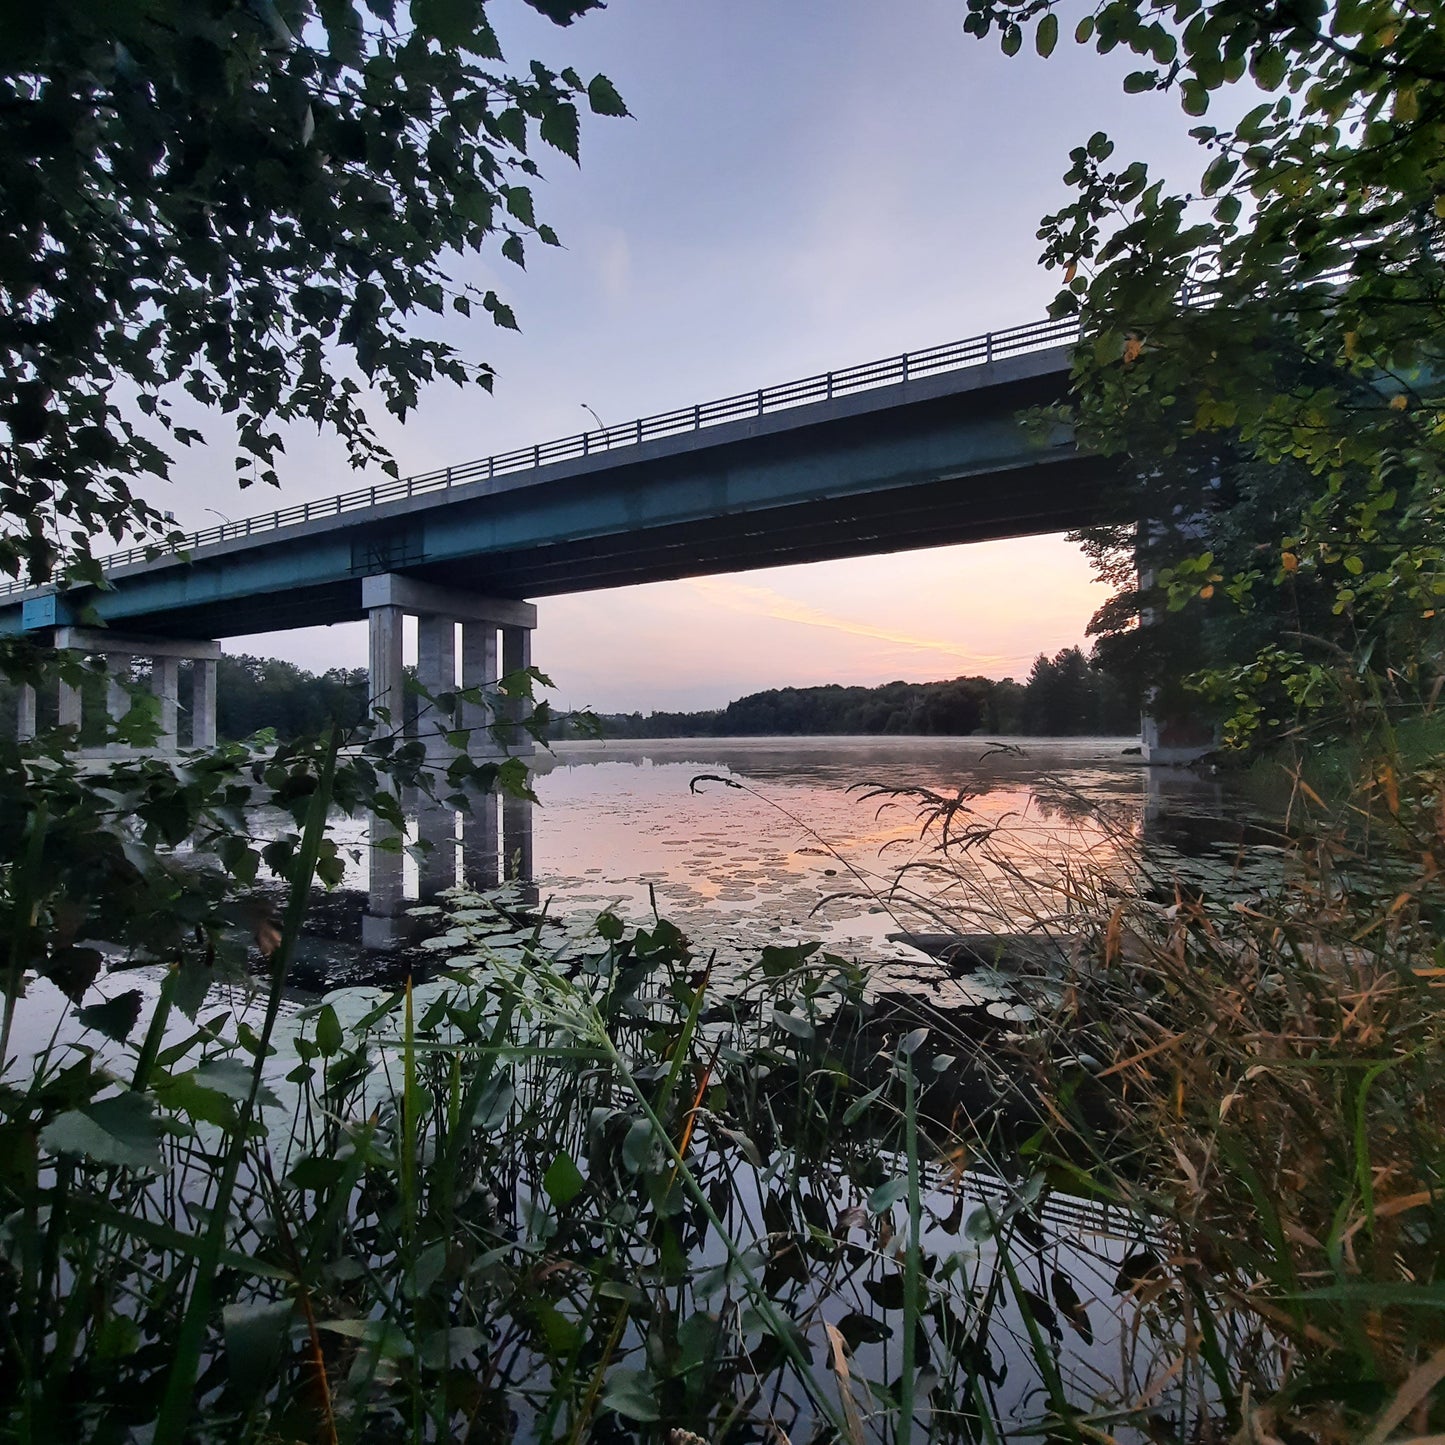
xmin=4 ymin=727 xmax=1444 ymax=1441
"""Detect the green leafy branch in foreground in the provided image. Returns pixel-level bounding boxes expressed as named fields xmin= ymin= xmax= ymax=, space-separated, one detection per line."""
xmin=0 ymin=0 xmax=628 ymax=589
xmin=961 ymin=0 xmax=1445 ymax=748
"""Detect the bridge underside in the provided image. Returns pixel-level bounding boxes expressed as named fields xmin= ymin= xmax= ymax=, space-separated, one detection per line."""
xmin=108 ymin=454 xmax=1117 ymax=642
xmin=1 ymin=349 xmax=1125 ymax=642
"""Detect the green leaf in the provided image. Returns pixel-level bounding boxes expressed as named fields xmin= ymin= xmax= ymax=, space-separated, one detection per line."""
xmin=503 ymin=185 xmax=535 ymax=227
xmin=770 ymin=1007 xmax=815 ymax=1040
xmin=586 ymin=73 xmax=628 ymax=116
xmin=318 ymin=1318 xmax=412 ymax=1358
xmin=288 ymin=1155 xmax=345 ymax=1191
xmin=898 ymin=1025 xmax=930 ymax=1056
xmin=472 ymin=1072 xmax=514 ymax=1130
xmin=315 ymin=1003 xmax=343 ymax=1058
xmin=223 ymin=1299 xmax=293 ymax=1398
xmin=41 ymin=1093 xmax=164 ymax=1173
xmin=868 ymin=1177 xmax=909 ymax=1213
xmin=1250 ymin=45 xmax=1287 ymax=90
xmin=1035 ymin=12 xmax=1058 ymax=58
xmin=539 ymin=100 xmax=580 ymax=160
xmin=843 ymin=1081 xmax=887 ymax=1125
xmin=760 ymin=940 xmax=820 ymax=977
xmin=492 ymin=106 xmax=528 ymax=152
xmin=543 ymin=1151 xmax=586 ymax=1206
xmin=77 ymin=989 xmax=144 ymax=1043
xmin=1201 ymin=154 xmax=1238 ymax=196
xmin=413 ymin=0 xmax=479 ymax=49
xmin=621 ymin=1115 xmax=655 ymax=1174
xmin=602 ymin=1368 xmax=659 ymax=1422
xmin=192 ymin=1057 xmax=279 ymax=1109
xmin=863 ymin=1271 xmax=907 ymax=1309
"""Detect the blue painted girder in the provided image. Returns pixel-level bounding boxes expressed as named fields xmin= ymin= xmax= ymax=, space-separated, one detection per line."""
xmin=0 ymin=346 xmax=1124 ymax=640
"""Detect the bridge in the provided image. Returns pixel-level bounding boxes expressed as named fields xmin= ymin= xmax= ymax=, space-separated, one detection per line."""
xmin=2 ymin=311 xmax=1199 ymax=761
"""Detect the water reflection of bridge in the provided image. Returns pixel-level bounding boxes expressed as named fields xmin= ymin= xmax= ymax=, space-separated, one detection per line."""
xmin=350 ymin=747 xmax=1265 ymax=956
xmin=362 ymin=787 xmax=536 ymax=949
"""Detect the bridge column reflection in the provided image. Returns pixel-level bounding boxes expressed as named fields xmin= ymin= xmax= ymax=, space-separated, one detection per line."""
xmin=362 ymin=784 xmax=536 ymax=948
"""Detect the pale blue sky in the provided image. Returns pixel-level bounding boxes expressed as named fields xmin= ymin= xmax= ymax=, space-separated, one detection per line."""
xmin=162 ymin=1 xmax=1210 ymax=712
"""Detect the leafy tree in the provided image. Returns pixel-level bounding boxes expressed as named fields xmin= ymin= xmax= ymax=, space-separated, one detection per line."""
xmin=216 ymin=654 xmax=369 ymax=740
xmin=0 ymin=0 xmax=626 ymax=588
xmin=583 ymin=664 xmax=1133 ymax=739
xmin=962 ymin=0 xmax=1445 ymax=743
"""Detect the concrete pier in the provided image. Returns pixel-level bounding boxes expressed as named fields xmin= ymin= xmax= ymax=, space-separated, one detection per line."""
xmin=104 ymin=656 xmax=130 ymax=753
xmin=191 ymin=658 xmax=218 ymax=749
xmin=362 ymin=573 xmax=536 ymax=762
xmin=367 ymin=603 xmax=405 ymax=729
xmin=151 ymin=658 xmax=180 ymax=751
xmin=416 ymin=614 xmax=457 ymax=766
xmin=461 ymin=622 xmax=499 ymax=751
xmin=57 ymin=675 xmax=81 ymax=732
xmin=28 ymin=629 xmax=221 ymax=752
xmin=17 ymin=683 xmax=35 ymax=741
xmin=500 ymin=623 xmax=535 ymax=756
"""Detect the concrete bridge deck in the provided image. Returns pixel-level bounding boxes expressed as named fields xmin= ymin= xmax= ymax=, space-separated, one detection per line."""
xmin=0 ymin=318 xmax=1119 ymax=641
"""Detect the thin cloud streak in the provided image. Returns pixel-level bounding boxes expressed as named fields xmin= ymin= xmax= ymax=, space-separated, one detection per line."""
xmin=686 ymin=576 xmax=1021 ymax=669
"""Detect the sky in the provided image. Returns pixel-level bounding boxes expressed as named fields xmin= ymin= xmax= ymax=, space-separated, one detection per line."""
xmin=157 ymin=0 xmax=1213 ymax=713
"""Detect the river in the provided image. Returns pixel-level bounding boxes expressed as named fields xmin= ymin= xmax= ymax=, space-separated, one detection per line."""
xmin=289 ymin=733 xmax=1280 ymax=1000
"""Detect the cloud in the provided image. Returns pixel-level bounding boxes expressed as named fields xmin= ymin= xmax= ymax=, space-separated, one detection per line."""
xmin=685 ymin=576 xmax=1019 ymax=669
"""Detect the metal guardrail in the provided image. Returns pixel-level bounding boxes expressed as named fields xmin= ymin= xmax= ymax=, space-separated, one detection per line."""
xmin=0 ymin=310 xmax=1082 ymax=599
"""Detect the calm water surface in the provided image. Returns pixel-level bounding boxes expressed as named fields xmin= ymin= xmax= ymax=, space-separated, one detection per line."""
xmin=320 ymin=735 xmax=1269 ymax=1004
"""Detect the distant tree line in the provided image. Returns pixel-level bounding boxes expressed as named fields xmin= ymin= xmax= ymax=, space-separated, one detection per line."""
xmin=0 ymin=653 xmax=369 ymax=745
xmin=216 ymin=656 xmax=370 ymax=742
xmin=1 ymin=647 xmax=1135 ymax=743
xmin=585 ymin=647 xmax=1138 ymax=739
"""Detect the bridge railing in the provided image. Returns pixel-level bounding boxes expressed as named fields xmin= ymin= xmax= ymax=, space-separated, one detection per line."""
xmin=0 ymin=310 xmax=1084 ymax=597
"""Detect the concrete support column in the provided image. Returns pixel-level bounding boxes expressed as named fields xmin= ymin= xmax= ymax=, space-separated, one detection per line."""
xmin=362 ymin=574 xmax=536 ymax=758
xmin=461 ymin=622 xmax=499 ymax=753
xmin=416 ymin=614 xmax=457 ymax=766
xmin=363 ymin=812 xmax=408 ymax=950
xmin=502 ymin=791 xmax=537 ymax=906
xmin=500 ymin=624 xmax=535 ymax=756
xmin=17 ymin=683 xmax=35 ymax=742
xmin=367 ymin=604 xmax=405 ymax=731
xmin=105 ymin=660 xmax=127 ymax=720
xmin=151 ymin=657 xmax=180 ymax=751
xmin=105 ymin=656 xmax=129 ymax=752
xmin=1141 ymin=708 xmax=1219 ymax=767
xmin=1138 ymin=504 xmax=1219 ymax=766
xmin=44 ymin=632 xmax=219 ymax=756
xmin=192 ymin=658 xmax=218 ymax=749
xmin=417 ymin=800 xmax=458 ymax=899
xmin=57 ymin=675 xmax=82 ymax=733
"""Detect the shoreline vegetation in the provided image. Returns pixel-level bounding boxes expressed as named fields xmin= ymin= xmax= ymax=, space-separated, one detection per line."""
xmin=6 ymin=747 xmax=1441 ymax=1443
xmin=2 ymin=645 xmax=1138 ymax=746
